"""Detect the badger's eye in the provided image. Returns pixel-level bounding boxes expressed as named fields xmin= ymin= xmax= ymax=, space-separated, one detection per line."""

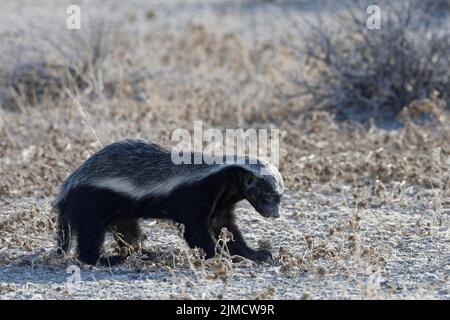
xmin=263 ymin=192 xmax=275 ymax=202
xmin=263 ymin=192 xmax=281 ymax=203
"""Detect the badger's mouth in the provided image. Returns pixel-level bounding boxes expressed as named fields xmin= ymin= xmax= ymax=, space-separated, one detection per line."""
xmin=258 ymin=204 xmax=280 ymax=218
xmin=245 ymin=196 xmax=281 ymax=219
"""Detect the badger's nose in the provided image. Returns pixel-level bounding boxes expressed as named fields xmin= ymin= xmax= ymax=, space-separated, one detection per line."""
xmin=271 ymin=209 xmax=280 ymax=218
xmin=267 ymin=206 xmax=280 ymax=218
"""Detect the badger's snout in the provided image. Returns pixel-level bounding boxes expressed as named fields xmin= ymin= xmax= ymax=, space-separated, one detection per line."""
xmin=259 ymin=204 xmax=280 ymax=218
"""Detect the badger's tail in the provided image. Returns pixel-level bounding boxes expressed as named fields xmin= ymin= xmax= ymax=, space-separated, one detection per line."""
xmin=53 ymin=179 xmax=74 ymax=256
xmin=55 ymin=208 xmax=72 ymax=256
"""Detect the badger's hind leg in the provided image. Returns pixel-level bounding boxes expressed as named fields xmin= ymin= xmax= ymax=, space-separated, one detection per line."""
xmin=76 ymin=219 xmax=107 ymax=265
xmin=61 ymin=186 xmax=127 ymax=266
xmin=75 ymin=219 xmax=126 ymax=266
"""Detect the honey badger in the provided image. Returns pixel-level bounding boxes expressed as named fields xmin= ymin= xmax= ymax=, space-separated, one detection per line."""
xmin=54 ymin=139 xmax=284 ymax=266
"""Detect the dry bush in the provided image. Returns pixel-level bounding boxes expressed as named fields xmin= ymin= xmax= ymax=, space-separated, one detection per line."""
xmin=288 ymin=1 xmax=450 ymax=122
xmin=0 ymin=17 xmax=121 ymax=111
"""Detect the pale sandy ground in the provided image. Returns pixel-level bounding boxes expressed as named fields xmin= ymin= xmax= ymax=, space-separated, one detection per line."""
xmin=1 ymin=187 xmax=448 ymax=299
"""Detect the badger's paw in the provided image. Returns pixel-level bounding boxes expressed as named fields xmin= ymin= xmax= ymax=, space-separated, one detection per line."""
xmin=248 ymin=249 xmax=274 ymax=265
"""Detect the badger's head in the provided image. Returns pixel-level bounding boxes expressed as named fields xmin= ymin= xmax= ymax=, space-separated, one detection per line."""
xmin=240 ymin=162 xmax=284 ymax=218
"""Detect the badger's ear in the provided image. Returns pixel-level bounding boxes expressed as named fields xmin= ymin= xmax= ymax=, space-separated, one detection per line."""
xmin=244 ymin=172 xmax=258 ymax=190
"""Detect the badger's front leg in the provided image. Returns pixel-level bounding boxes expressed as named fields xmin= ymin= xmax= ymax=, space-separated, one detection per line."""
xmin=183 ymin=223 xmax=216 ymax=258
xmin=167 ymin=188 xmax=218 ymax=259
xmin=212 ymin=207 xmax=273 ymax=263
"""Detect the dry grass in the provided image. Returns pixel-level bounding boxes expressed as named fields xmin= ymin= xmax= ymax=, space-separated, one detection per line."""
xmin=0 ymin=0 xmax=449 ymax=299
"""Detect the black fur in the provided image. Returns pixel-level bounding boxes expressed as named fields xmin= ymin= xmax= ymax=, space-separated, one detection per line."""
xmin=54 ymin=139 xmax=283 ymax=266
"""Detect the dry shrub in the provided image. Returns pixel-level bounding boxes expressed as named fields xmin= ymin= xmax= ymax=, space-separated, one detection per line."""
xmin=304 ymin=234 xmax=339 ymax=261
xmin=0 ymin=18 xmax=120 ymax=111
xmin=288 ymin=1 xmax=450 ymax=122
xmin=277 ymin=246 xmax=305 ymax=273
